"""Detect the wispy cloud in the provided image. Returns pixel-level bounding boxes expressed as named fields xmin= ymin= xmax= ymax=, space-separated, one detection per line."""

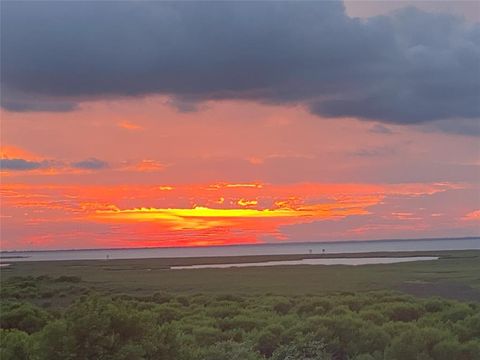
xmin=351 ymin=146 xmax=397 ymax=157
xmin=462 ymin=209 xmax=480 ymax=221
xmin=118 ymin=121 xmax=143 ymax=131
xmin=71 ymin=158 xmax=109 ymax=170
xmin=1 ymin=143 xmax=169 ymax=176
xmin=369 ymin=124 xmax=394 ymax=135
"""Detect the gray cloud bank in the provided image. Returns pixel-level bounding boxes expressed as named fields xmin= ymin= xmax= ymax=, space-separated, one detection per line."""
xmin=1 ymin=1 xmax=479 ymax=131
xmin=0 ymin=159 xmax=44 ymax=171
xmin=0 ymin=158 xmax=108 ymax=171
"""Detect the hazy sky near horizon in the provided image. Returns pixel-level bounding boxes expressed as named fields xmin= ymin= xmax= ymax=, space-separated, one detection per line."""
xmin=1 ymin=1 xmax=479 ymax=250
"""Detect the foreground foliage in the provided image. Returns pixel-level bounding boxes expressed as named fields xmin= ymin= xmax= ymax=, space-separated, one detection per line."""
xmin=1 ymin=276 xmax=479 ymax=360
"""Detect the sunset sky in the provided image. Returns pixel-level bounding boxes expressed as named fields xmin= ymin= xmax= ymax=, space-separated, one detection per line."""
xmin=1 ymin=1 xmax=479 ymax=250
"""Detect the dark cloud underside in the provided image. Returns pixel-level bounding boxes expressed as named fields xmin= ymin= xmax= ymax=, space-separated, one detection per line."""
xmin=0 ymin=159 xmax=42 ymax=170
xmin=1 ymin=1 xmax=479 ymax=131
xmin=0 ymin=158 xmax=109 ymax=171
xmin=71 ymin=158 xmax=109 ymax=170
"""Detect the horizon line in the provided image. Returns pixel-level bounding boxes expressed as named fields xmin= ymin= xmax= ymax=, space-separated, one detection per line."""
xmin=1 ymin=235 xmax=479 ymax=254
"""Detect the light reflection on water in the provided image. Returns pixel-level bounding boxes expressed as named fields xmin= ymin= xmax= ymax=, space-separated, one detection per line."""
xmin=171 ymin=256 xmax=440 ymax=269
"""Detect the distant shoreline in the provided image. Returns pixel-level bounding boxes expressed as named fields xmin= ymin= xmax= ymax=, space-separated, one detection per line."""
xmin=1 ymin=236 xmax=479 ymax=254
xmin=1 ymin=249 xmax=479 ymax=265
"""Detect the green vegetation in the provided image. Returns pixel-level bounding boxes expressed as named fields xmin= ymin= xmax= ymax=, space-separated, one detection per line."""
xmin=1 ymin=250 xmax=479 ymax=359
xmin=2 ymin=250 xmax=480 ymax=299
xmin=1 ymin=278 xmax=480 ymax=360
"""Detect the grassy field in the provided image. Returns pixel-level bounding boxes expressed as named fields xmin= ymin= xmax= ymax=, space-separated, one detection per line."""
xmin=2 ymin=250 xmax=479 ymax=301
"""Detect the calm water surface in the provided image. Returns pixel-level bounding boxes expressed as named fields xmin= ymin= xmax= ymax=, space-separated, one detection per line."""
xmin=1 ymin=238 xmax=478 ymax=263
xmin=171 ymin=256 xmax=440 ymax=269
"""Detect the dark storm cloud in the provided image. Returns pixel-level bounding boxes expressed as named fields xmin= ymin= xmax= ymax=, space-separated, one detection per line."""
xmin=71 ymin=158 xmax=109 ymax=170
xmin=423 ymin=118 xmax=480 ymax=136
xmin=1 ymin=90 xmax=78 ymax=112
xmin=1 ymin=1 xmax=479 ymax=131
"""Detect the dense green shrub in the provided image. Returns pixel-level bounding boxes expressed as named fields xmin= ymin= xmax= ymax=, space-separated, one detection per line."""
xmin=217 ymin=314 xmax=263 ymax=332
xmin=1 ymin=282 xmax=479 ymax=360
xmin=440 ymin=303 xmax=474 ymax=322
xmin=454 ymin=313 xmax=480 ymax=342
xmin=424 ymin=299 xmax=449 ymax=313
xmin=359 ymin=309 xmax=387 ymax=325
xmin=54 ymin=276 xmax=81 ymax=283
xmin=193 ymin=326 xmax=225 ymax=346
xmin=195 ymin=341 xmax=261 ymax=360
xmin=384 ymin=302 xmax=425 ymax=322
xmin=273 ymin=300 xmax=294 ymax=315
xmin=272 ymin=340 xmax=329 ymax=360
xmin=385 ymin=326 xmax=449 ymax=360
xmin=0 ymin=302 xmax=51 ymax=333
xmin=0 ymin=329 xmax=31 ymax=360
xmin=255 ymin=324 xmax=285 ymax=357
xmin=206 ymin=302 xmax=242 ymax=318
xmin=152 ymin=304 xmax=182 ymax=323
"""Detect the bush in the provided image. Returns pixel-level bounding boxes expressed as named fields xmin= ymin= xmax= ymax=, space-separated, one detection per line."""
xmin=54 ymin=276 xmax=81 ymax=283
xmin=61 ymin=296 xmax=185 ymax=360
xmin=431 ymin=338 xmax=464 ymax=360
xmin=206 ymin=303 xmax=241 ymax=318
xmin=196 ymin=341 xmax=261 ymax=360
xmin=193 ymin=326 xmax=225 ymax=346
xmin=359 ymin=309 xmax=387 ymax=325
xmin=273 ymin=301 xmax=293 ymax=315
xmin=385 ymin=327 xmax=449 ymax=360
xmin=272 ymin=340 xmax=329 ymax=360
xmin=33 ymin=320 xmax=73 ymax=360
xmin=384 ymin=303 xmax=424 ymax=322
xmin=153 ymin=304 xmax=182 ymax=323
xmin=151 ymin=291 xmax=173 ymax=304
xmin=255 ymin=324 xmax=285 ymax=357
xmin=424 ymin=299 xmax=449 ymax=313
xmin=1 ymin=288 xmax=479 ymax=360
xmin=176 ymin=296 xmax=190 ymax=307
xmin=455 ymin=313 xmax=480 ymax=342
xmin=217 ymin=314 xmax=263 ymax=332
xmin=441 ymin=303 xmax=474 ymax=323
xmin=0 ymin=302 xmax=51 ymax=333
xmin=355 ymin=323 xmax=390 ymax=354
xmin=0 ymin=329 xmax=31 ymax=360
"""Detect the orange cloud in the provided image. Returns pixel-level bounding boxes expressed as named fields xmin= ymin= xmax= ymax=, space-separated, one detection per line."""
xmin=390 ymin=212 xmax=421 ymax=220
xmin=238 ymin=199 xmax=258 ymax=206
xmin=0 ymin=181 xmax=467 ymax=249
xmin=1 ymin=145 xmax=40 ymax=161
xmin=118 ymin=121 xmax=143 ymax=131
xmin=83 ymin=185 xmax=383 ymax=235
xmin=133 ymin=160 xmax=165 ymax=172
xmin=462 ymin=210 xmax=480 ymax=221
xmin=224 ymin=183 xmax=263 ymax=188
